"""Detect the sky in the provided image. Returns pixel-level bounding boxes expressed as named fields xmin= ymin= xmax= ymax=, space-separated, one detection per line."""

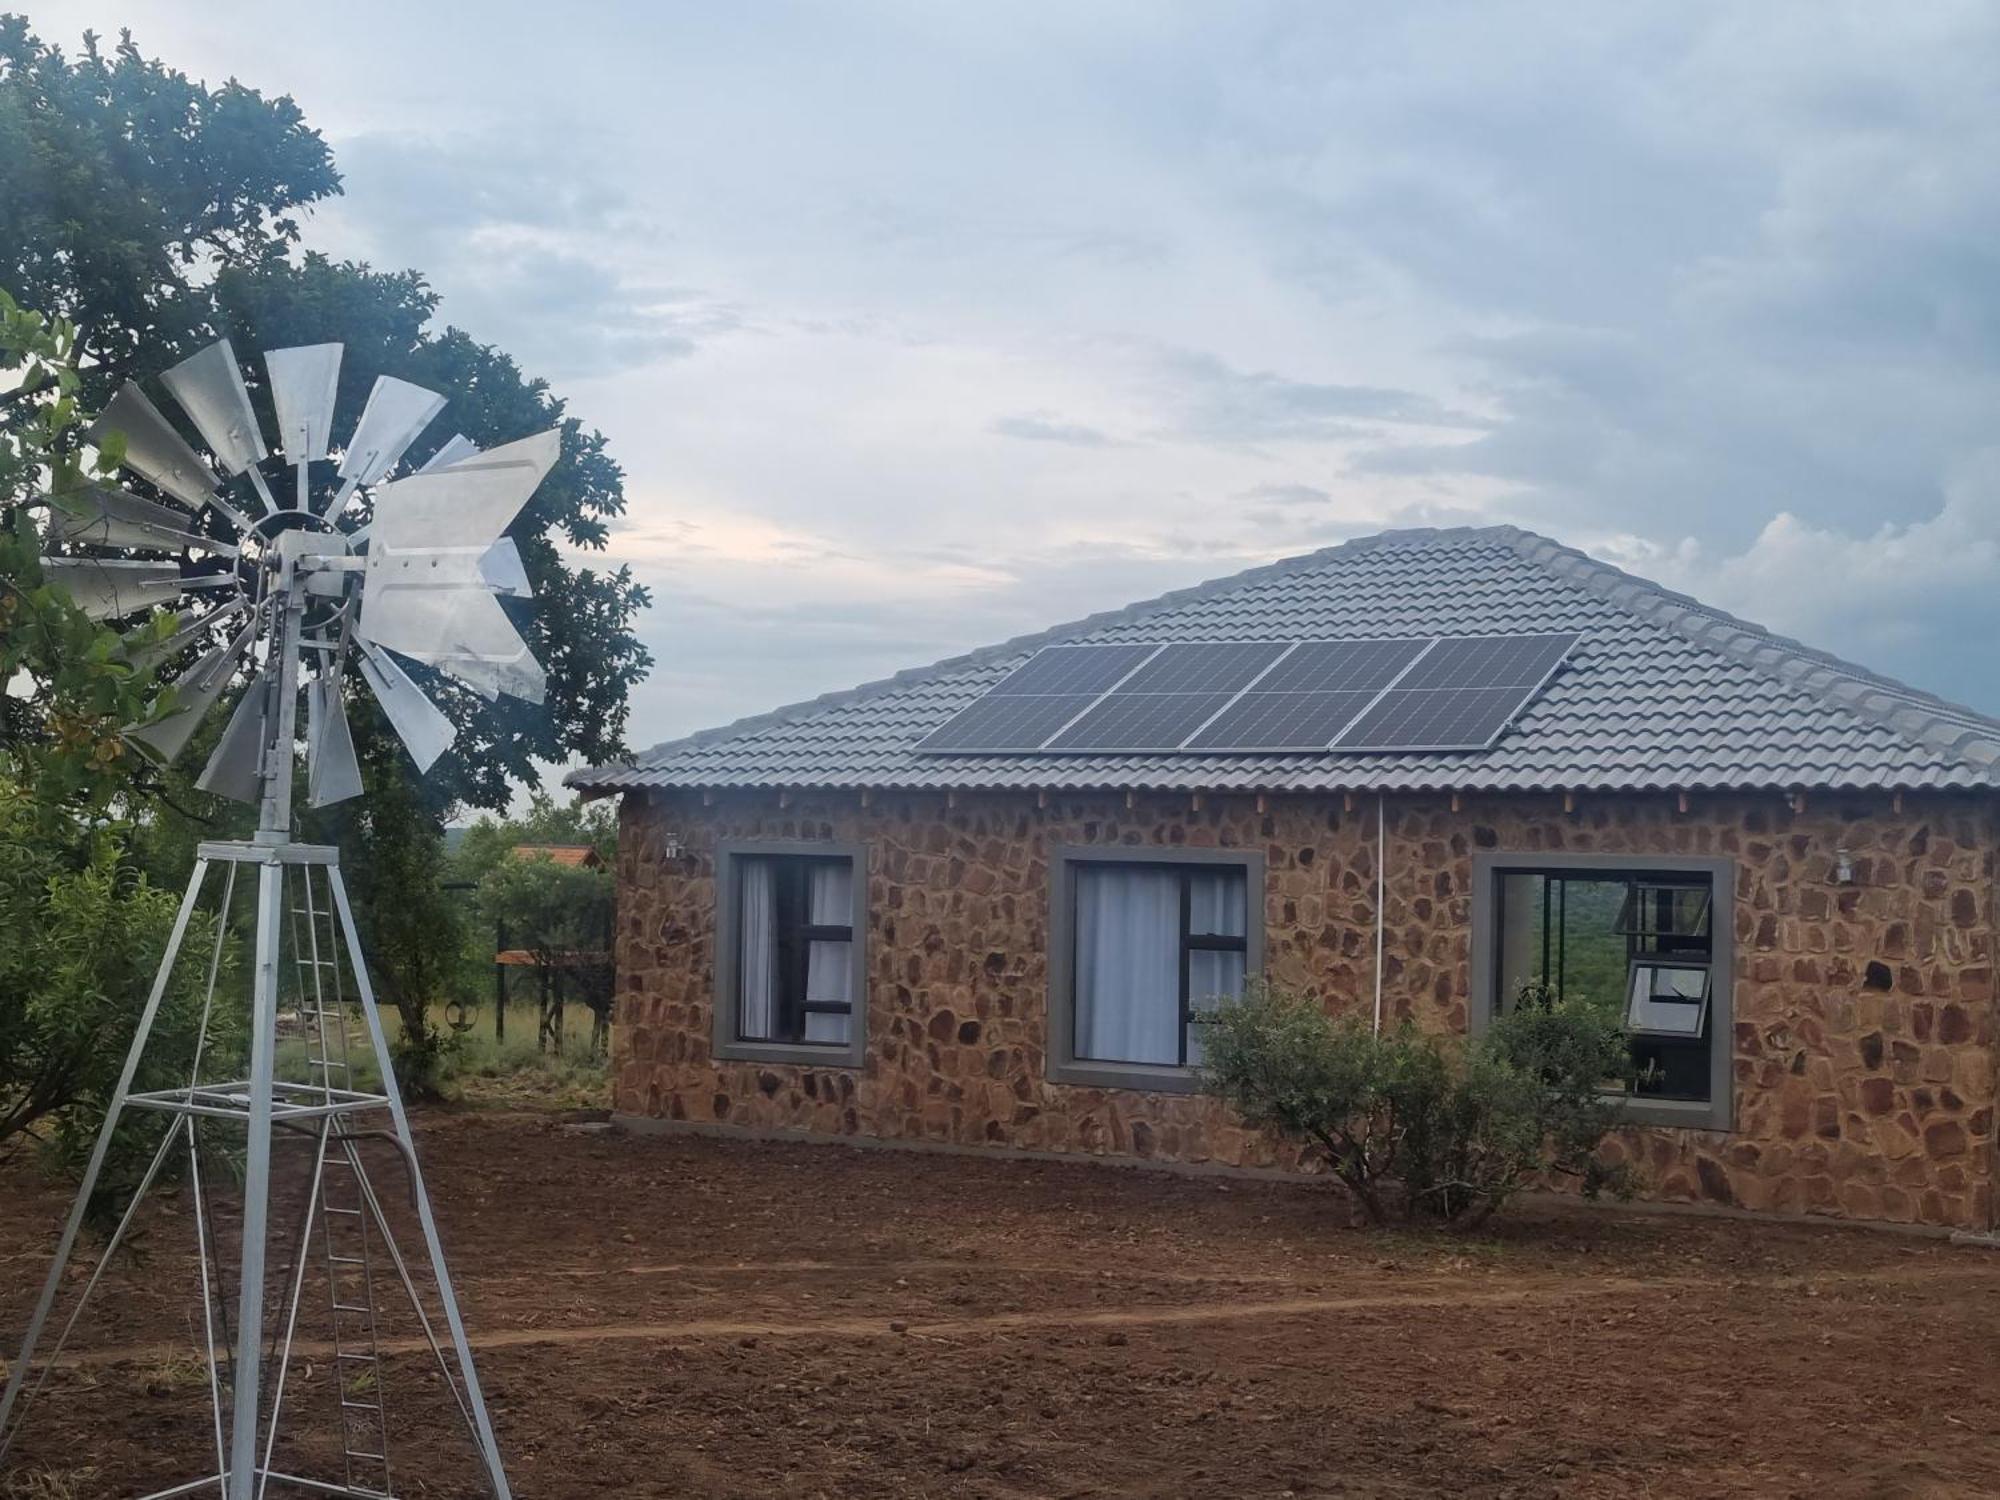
xmin=30 ymin=1 xmax=2000 ymax=760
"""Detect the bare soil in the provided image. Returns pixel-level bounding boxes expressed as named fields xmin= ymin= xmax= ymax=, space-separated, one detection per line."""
xmin=4 ymin=1112 xmax=2000 ymax=1498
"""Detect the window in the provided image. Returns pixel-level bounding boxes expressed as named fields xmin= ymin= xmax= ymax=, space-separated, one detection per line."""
xmin=1473 ymin=852 xmax=1733 ymax=1130
xmin=1050 ymin=847 xmax=1264 ymax=1091
xmin=714 ymin=841 xmax=867 ymax=1066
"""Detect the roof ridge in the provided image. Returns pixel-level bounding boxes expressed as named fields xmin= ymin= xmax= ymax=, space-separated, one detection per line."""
xmin=589 ymin=525 xmax=1523 ymax=773
xmin=1500 ymin=530 xmax=2000 ymax=774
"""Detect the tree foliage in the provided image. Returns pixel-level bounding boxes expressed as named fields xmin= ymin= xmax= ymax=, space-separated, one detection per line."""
xmin=452 ymin=791 xmax=617 ymax=1054
xmin=0 ymin=17 xmax=336 ymax=382
xmin=0 ymin=292 xmax=234 ymax=1186
xmin=1199 ymin=982 xmax=1635 ymax=1228
xmin=1 ymin=17 xmax=651 ymax=1083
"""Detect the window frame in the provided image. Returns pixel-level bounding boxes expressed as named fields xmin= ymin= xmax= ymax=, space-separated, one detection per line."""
xmin=712 ymin=838 xmax=869 ymax=1068
xmin=1047 ymin=844 xmax=1266 ymax=1093
xmin=1470 ymin=850 xmax=1734 ymax=1132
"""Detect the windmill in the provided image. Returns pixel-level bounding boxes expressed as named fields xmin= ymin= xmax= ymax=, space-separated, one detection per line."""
xmin=0 ymin=337 xmax=554 ymax=1499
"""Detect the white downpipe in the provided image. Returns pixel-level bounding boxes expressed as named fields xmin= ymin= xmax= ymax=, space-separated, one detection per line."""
xmin=1373 ymin=795 xmax=1386 ymax=1034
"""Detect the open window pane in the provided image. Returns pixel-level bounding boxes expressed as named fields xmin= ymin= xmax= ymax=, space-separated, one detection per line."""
xmin=1494 ymin=866 xmax=1718 ymax=1105
xmin=1625 ymin=963 xmax=1711 ymax=1038
xmin=1074 ymin=864 xmax=1182 ymax=1065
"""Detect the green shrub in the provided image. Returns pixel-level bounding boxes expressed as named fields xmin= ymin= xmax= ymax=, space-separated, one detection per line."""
xmin=1199 ymin=981 xmax=1635 ymax=1227
xmin=0 ymin=783 xmax=238 ymax=1211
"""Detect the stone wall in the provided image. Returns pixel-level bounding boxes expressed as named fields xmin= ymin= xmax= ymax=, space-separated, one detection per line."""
xmin=612 ymin=787 xmax=1999 ymax=1229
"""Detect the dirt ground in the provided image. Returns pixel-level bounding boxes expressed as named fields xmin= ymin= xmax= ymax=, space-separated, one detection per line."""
xmin=5 ymin=1111 xmax=2000 ymax=1499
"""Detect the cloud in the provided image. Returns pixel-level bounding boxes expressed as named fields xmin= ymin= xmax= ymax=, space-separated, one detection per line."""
xmin=1151 ymin=349 xmax=1485 ymax=449
xmin=990 ymin=412 xmax=1119 ymax=446
xmin=1627 ymin=451 xmax=2000 ymax=710
xmin=101 ymin=0 xmax=2000 ymax=746
xmin=316 ymin=132 xmax=743 ymax=378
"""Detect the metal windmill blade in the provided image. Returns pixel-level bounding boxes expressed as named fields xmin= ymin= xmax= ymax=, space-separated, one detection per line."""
xmin=42 ymin=482 xmax=238 ymax=556
xmin=160 ymin=338 xmax=278 ymax=514
xmin=326 ymin=375 xmax=447 ymax=518
xmin=306 ymin=670 xmax=365 ymax=807
xmin=40 ymin=335 xmax=560 ymax=795
xmin=125 ymin=618 xmax=258 ymax=764
xmin=40 ymin=557 xmax=213 ymax=620
xmin=86 ymin=381 xmax=251 ymax=533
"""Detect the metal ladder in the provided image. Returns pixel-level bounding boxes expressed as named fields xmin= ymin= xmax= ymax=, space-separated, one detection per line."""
xmin=293 ymin=861 xmax=394 ymax=1497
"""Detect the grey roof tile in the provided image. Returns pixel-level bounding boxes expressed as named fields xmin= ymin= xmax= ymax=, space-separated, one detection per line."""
xmin=572 ymin=525 xmax=2000 ymax=795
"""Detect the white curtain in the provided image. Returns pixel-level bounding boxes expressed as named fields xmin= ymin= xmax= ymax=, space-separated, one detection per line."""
xmin=804 ymin=861 xmax=853 ymax=1044
xmin=1074 ymin=865 xmax=1182 ymax=1064
xmin=737 ymin=858 xmax=778 ymax=1039
xmin=1184 ymin=868 xmax=1248 ymax=1065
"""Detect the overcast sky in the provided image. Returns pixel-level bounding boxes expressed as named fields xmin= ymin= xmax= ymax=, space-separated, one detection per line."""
xmin=32 ymin=1 xmax=2000 ymax=756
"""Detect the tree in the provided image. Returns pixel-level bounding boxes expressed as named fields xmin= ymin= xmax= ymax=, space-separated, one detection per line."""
xmin=1 ymin=19 xmax=652 ymax=1087
xmin=479 ymin=851 xmax=615 ymax=1057
xmin=452 ymin=791 xmax=617 ymax=1049
xmin=0 ymin=18 xmax=337 ymax=394
xmin=0 ymin=292 xmax=234 ymax=1193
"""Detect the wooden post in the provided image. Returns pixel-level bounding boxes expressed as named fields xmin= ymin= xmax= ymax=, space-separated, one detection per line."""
xmin=1677 ymin=790 xmax=1689 ymax=815
xmin=493 ymin=919 xmax=507 ymax=1044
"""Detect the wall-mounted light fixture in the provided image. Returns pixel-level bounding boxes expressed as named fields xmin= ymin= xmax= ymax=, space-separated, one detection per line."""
xmin=1834 ymin=846 xmax=1855 ymax=884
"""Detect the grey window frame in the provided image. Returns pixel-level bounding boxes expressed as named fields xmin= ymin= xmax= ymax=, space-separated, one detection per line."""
xmin=1470 ymin=850 xmax=1734 ymax=1132
xmin=1047 ymin=844 xmax=1266 ymax=1094
xmin=713 ymin=838 xmax=869 ymax=1068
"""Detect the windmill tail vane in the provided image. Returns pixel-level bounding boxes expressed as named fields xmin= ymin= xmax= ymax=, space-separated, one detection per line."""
xmin=2 ymin=337 xmax=558 ymax=1499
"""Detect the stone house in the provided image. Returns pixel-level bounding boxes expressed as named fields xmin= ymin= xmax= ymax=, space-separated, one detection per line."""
xmin=572 ymin=526 xmax=2000 ymax=1229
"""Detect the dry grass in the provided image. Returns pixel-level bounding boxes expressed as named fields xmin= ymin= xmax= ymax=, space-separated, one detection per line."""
xmin=2 ymin=1468 xmax=101 ymax=1500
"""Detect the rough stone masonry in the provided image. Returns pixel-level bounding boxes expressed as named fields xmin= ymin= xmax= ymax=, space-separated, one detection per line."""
xmin=611 ymin=787 xmax=1999 ymax=1230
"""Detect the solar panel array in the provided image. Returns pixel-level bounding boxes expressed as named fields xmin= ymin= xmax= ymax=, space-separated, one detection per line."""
xmin=914 ymin=633 xmax=1580 ymax=755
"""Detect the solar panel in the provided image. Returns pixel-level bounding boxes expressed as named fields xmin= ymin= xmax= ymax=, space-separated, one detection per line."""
xmin=916 ymin=693 xmax=1106 ymax=751
xmin=987 ymin=643 xmax=1159 ymax=696
xmin=1335 ymin=686 xmax=1531 ymax=750
xmin=1332 ymin=633 xmax=1579 ymax=751
xmin=1186 ymin=638 xmax=1428 ymax=749
xmin=1255 ymin=638 xmax=1428 ymax=694
xmin=1047 ymin=690 xmax=1244 ymax=751
xmin=1114 ymin=641 xmax=1289 ymax=694
xmin=914 ymin=644 xmax=1157 ymax=751
xmin=1393 ymin=632 xmax=1577 ymax=690
xmin=1185 ymin=690 xmax=1379 ymax=750
xmin=1046 ymin=642 xmax=1286 ymax=751
xmin=912 ymin=632 xmax=1580 ymax=755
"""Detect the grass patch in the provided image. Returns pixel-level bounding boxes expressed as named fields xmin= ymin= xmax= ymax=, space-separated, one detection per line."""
xmin=3 ymin=1470 xmax=102 ymax=1500
xmin=274 ymin=1001 xmax=608 ymax=1111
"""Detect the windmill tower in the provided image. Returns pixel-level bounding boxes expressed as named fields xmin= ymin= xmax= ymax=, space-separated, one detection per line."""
xmin=0 ymin=338 xmax=553 ymax=1498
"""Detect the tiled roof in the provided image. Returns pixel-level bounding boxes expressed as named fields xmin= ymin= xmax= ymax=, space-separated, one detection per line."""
xmin=571 ymin=526 xmax=2000 ymax=795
